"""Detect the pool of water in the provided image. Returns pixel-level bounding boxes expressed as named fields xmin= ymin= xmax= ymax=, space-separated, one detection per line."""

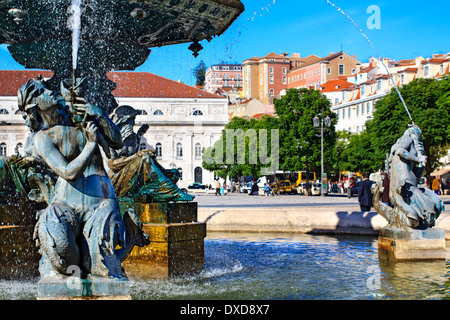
xmin=1 ymin=232 xmax=450 ymax=300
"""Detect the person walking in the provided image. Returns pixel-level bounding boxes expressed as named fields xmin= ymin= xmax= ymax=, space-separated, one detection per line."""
xmin=432 ymin=176 xmax=441 ymax=195
xmin=381 ymin=172 xmax=392 ymax=207
xmin=215 ymin=180 xmax=221 ymax=196
xmin=358 ymin=172 xmax=374 ymax=212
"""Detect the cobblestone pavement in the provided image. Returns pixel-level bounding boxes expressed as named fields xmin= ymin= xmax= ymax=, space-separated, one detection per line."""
xmin=191 ymin=190 xmax=450 ymax=212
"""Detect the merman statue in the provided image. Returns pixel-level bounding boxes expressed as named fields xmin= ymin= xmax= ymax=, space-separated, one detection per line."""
xmin=371 ymin=125 xmax=445 ymax=230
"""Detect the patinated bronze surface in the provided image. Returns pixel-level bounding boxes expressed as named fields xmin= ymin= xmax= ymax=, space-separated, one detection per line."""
xmin=372 ymin=126 xmax=445 ymax=230
xmin=16 ymin=76 xmax=149 ymax=281
xmin=108 ymin=105 xmax=195 ymax=203
xmin=0 ymin=0 xmax=244 ymax=114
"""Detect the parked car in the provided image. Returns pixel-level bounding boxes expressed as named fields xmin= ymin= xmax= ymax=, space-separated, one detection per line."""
xmin=240 ymin=182 xmax=252 ymax=193
xmin=311 ymin=183 xmax=322 ymax=196
xmin=279 ymin=180 xmax=296 ymax=194
xmin=296 ymin=182 xmax=311 ymax=195
xmin=187 ymin=183 xmax=206 ymax=189
xmin=296 ymin=182 xmax=321 ymax=196
xmin=348 ymin=182 xmax=360 ymax=197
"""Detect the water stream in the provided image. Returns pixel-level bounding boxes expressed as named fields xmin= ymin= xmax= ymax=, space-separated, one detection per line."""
xmin=325 ymin=0 xmax=414 ymax=124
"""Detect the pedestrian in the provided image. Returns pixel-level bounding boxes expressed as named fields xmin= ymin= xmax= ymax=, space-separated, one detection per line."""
xmin=381 ymin=172 xmax=392 ymax=207
xmin=249 ymin=179 xmax=259 ymax=196
xmin=358 ymin=172 xmax=374 ymax=212
xmin=263 ymin=183 xmax=270 ymax=196
xmin=215 ymin=180 xmax=221 ymax=196
xmin=432 ymin=176 xmax=440 ymax=195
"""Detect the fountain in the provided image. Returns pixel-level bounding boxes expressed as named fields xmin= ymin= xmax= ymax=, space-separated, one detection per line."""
xmin=325 ymin=0 xmax=446 ymax=261
xmin=0 ymin=0 xmax=244 ymax=299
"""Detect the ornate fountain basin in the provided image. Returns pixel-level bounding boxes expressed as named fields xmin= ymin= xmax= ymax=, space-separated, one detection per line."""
xmin=0 ymin=0 xmax=244 ymax=113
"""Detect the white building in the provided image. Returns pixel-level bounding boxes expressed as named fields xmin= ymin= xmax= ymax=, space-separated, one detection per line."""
xmin=321 ymin=53 xmax=450 ymax=134
xmin=0 ymin=70 xmax=229 ymax=189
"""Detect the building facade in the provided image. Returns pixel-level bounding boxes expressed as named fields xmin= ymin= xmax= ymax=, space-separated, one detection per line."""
xmin=204 ymin=63 xmax=243 ymax=94
xmin=0 ymin=70 xmax=229 ymax=189
xmin=288 ymin=51 xmax=362 ymax=90
xmin=320 ymin=53 xmax=450 ymax=133
xmin=242 ymin=52 xmax=307 ymax=105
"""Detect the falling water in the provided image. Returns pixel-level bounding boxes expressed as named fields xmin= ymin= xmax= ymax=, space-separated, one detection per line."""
xmin=325 ymin=0 xmax=415 ymax=125
xmin=69 ymin=0 xmax=82 ymax=71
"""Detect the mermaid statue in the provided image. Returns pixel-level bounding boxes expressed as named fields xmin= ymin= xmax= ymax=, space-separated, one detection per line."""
xmin=107 ymin=105 xmax=194 ymax=203
xmin=16 ymin=76 xmax=149 ymax=280
xmin=371 ymin=125 xmax=445 ymax=230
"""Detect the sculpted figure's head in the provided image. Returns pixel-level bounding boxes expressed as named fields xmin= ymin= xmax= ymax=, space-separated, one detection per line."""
xmin=18 ymin=76 xmax=55 ymax=131
xmin=407 ymin=125 xmax=422 ymax=142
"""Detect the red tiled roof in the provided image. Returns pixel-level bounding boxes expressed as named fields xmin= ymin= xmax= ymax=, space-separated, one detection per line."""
xmin=421 ymin=58 xmax=448 ymax=64
xmin=0 ymin=70 xmax=54 ymax=96
xmin=108 ymin=72 xmax=222 ymax=99
xmin=319 ymin=78 xmax=355 ymax=92
xmin=0 ymin=70 xmax=223 ymax=99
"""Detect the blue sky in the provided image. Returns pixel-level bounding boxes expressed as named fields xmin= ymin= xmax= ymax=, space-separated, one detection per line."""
xmin=1 ymin=0 xmax=449 ymax=85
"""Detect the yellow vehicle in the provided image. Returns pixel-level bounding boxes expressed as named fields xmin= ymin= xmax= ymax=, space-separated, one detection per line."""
xmin=296 ymin=171 xmax=316 ymax=186
xmin=279 ymin=180 xmax=296 ymax=194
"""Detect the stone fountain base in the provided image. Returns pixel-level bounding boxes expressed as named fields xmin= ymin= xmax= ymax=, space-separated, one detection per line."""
xmin=378 ymin=227 xmax=447 ymax=261
xmin=37 ymin=276 xmax=131 ymax=300
xmin=120 ymin=201 xmax=206 ymax=278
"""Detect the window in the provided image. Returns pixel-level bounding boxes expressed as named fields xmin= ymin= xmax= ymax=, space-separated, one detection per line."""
xmin=0 ymin=143 xmax=6 ymax=156
xmin=193 ymin=110 xmax=203 ymax=116
xmin=155 ymin=143 xmax=162 ymax=159
xmin=269 ymin=76 xmax=274 ymax=84
xmin=339 ymin=65 xmax=344 ymax=75
xmin=340 ymin=56 xmax=344 ymax=60
xmin=269 ymin=67 xmax=274 ymax=74
xmin=342 ymin=108 xmax=345 ymax=119
xmin=361 ymin=103 xmax=365 ymax=115
xmin=356 ymin=104 xmax=360 ymax=116
xmin=195 ymin=143 xmax=202 ymax=160
xmin=282 ymin=76 xmax=287 ymax=84
xmin=139 ymin=143 xmax=147 ymax=151
xmin=337 ymin=109 xmax=340 ymax=120
xmin=153 ymin=109 xmax=164 ymax=115
xmin=0 ymin=109 xmax=9 ymax=114
xmin=283 ymin=68 xmax=287 ymax=74
xmin=367 ymin=102 xmax=371 ymax=114
xmin=424 ymin=65 xmax=429 ymax=77
xmin=335 ymin=98 xmax=339 ymax=105
xmin=361 ymin=86 xmax=365 ymax=96
xmin=176 ymin=143 xmax=183 ymax=159
xmin=269 ymin=89 xmax=274 ymax=97
xmin=327 ymin=68 xmax=331 ymax=74
xmin=348 ymin=107 xmax=351 ymax=118
xmin=377 ymin=80 xmax=382 ymax=91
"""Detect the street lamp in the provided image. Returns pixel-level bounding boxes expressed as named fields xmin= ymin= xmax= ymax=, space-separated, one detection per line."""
xmin=313 ymin=114 xmax=331 ymax=197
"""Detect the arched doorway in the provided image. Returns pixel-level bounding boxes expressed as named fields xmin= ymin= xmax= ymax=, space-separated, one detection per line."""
xmin=194 ymin=167 xmax=203 ymax=184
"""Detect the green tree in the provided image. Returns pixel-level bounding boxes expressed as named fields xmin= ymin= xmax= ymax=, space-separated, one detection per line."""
xmin=202 ymin=115 xmax=280 ymax=183
xmin=192 ymin=60 xmax=207 ymax=86
xmin=274 ymin=88 xmax=336 ymax=185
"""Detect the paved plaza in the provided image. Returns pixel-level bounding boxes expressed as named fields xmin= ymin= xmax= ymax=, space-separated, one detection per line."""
xmin=193 ymin=190 xmax=450 ymax=210
xmin=192 ymin=190 xmax=450 ymax=237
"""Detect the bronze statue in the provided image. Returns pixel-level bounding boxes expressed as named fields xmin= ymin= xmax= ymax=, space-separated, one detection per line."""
xmin=18 ymin=77 xmax=148 ymax=280
xmin=372 ymin=125 xmax=445 ymax=229
xmin=107 ymin=105 xmax=194 ymax=203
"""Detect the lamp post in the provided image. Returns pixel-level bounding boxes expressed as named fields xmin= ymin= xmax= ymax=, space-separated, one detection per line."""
xmin=313 ymin=114 xmax=331 ymax=197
